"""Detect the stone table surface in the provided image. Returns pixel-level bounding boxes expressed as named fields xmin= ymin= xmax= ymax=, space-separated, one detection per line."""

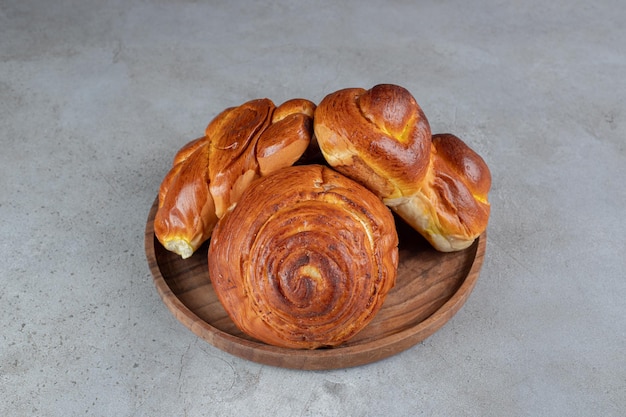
xmin=2 ymin=1 xmax=625 ymax=416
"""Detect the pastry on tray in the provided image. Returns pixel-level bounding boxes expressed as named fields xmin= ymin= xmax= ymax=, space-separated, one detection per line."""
xmin=151 ymin=84 xmax=492 ymax=349
xmin=207 ymin=165 xmax=398 ymax=349
xmin=154 ymin=98 xmax=315 ymax=258
xmin=314 ymin=84 xmax=491 ymax=251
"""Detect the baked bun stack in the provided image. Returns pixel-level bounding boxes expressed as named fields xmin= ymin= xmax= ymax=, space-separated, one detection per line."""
xmin=154 ymin=98 xmax=315 ymax=258
xmin=208 ymin=165 xmax=398 ymax=349
xmin=314 ymin=84 xmax=491 ymax=251
xmin=152 ymin=84 xmax=491 ymax=349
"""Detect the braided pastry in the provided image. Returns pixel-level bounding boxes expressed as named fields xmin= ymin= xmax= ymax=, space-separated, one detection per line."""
xmin=314 ymin=84 xmax=491 ymax=251
xmin=208 ymin=165 xmax=399 ymax=349
xmin=154 ymin=98 xmax=315 ymax=258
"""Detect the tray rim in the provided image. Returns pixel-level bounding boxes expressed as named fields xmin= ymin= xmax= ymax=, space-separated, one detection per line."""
xmin=145 ymin=197 xmax=486 ymax=370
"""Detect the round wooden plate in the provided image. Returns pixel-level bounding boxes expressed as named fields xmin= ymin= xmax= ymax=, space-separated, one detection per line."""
xmin=145 ymin=197 xmax=486 ymax=370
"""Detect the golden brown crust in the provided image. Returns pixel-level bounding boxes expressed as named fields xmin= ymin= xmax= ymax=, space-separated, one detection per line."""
xmin=206 ymin=98 xmax=274 ymax=218
xmin=388 ymin=134 xmax=491 ymax=251
xmin=208 ymin=165 xmax=398 ymax=349
xmin=314 ymin=84 xmax=432 ymax=199
xmin=431 ymin=133 xmax=491 ymax=199
xmin=314 ymin=84 xmax=491 ymax=251
xmin=154 ymin=137 xmax=218 ymax=259
xmin=257 ymin=99 xmax=316 ymax=176
xmin=154 ymin=98 xmax=315 ymax=258
xmin=428 ymin=133 xmax=491 ymax=244
xmin=272 ymin=98 xmax=316 ymax=122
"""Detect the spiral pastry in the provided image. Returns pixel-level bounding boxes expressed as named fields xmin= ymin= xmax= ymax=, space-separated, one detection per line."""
xmin=208 ymin=165 xmax=399 ymax=349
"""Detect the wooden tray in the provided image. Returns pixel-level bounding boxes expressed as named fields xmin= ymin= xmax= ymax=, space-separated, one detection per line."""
xmin=145 ymin=197 xmax=486 ymax=370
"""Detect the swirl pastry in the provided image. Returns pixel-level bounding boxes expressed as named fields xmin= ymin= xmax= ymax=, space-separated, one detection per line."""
xmin=314 ymin=84 xmax=491 ymax=251
xmin=208 ymin=165 xmax=399 ymax=349
xmin=154 ymin=98 xmax=315 ymax=258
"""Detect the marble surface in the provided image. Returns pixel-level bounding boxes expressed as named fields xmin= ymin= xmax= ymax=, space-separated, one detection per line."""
xmin=2 ymin=0 xmax=625 ymax=416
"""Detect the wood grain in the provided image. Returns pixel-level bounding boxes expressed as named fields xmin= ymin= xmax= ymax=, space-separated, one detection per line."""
xmin=145 ymin=197 xmax=486 ymax=370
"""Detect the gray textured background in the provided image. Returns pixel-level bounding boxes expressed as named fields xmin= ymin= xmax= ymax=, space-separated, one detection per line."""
xmin=2 ymin=1 xmax=625 ymax=416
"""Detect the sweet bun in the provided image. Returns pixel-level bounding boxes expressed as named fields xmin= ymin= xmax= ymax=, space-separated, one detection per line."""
xmin=314 ymin=84 xmax=491 ymax=251
xmin=313 ymin=84 xmax=432 ymax=199
xmin=389 ymin=133 xmax=491 ymax=251
xmin=208 ymin=165 xmax=399 ymax=349
xmin=154 ymin=136 xmax=217 ymax=259
xmin=154 ymin=98 xmax=315 ymax=258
